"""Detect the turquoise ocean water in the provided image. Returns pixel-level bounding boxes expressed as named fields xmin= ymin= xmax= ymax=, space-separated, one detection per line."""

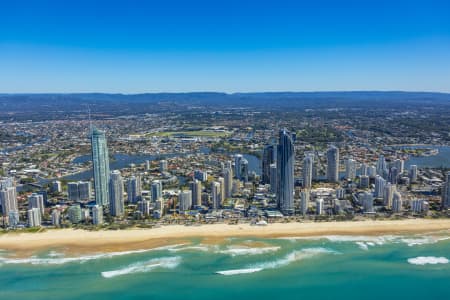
xmin=0 ymin=231 xmax=449 ymax=300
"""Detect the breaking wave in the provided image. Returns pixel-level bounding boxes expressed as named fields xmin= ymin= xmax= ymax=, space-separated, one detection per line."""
xmin=407 ymin=256 xmax=449 ymax=265
xmin=216 ymin=247 xmax=336 ymax=275
xmin=101 ymin=256 xmax=181 ymax=278
xmin=216 ymin=268 xmax=263 ymax=275
xmin=219 ymin=246 xmax=280 ymax=256
xmin=0 ymin=244 xmax=186 ymax=266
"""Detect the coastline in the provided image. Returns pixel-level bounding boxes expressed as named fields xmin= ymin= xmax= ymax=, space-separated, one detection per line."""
xmin=1 ymin=219 xmax=449 ymax=255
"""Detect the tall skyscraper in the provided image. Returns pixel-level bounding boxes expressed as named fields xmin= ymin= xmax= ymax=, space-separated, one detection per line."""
xmin=345 ymin=158 xmax=356 ymax=180
xmin=374 ymin=175 xmax=386 ymax=198
xmin=0 ymin=182 xmax=18 ymax=225
xmin=376 ymin=155 xmax=388 ymax=178
xmin=392 ymin=191 xmax=403 ymax=213
xmin=190 ymin=179 xmax=202 ymax=207
xmin=262 ymin=144 xmax=276 ymax=184
xmin=383 ymin=183 xmax=395 ymax=208
xmin=91 ymin=127 xmax=110 ymax=206
xmin=303 ymin=154 xmax=313 ymax=188
xmin=269 ymin=164 xmax=277 ymax=193
xmin=223 ymin=168 xmax=233 ymax=199
xmin=211 ymin=181 xmax=221 ymax=210
xmin=300 ymin=190 xmax=310 ymax=215
xmin=27 ymin=208 xmax=41 ymax=227
xmin=92 ymin=205 xmax=103 ymax=225
xmin=234 ymin=154 xmax=243 ymax=180
xmin=442 ymin=172 xmax=450 ymax=209
xmin=151 ymin=180 xmax=163 ymax=202
xmin=326 ymin=146 xmax=339 ymax=183
xmin=276 ymin=129 xmax=295 ymax=215
xmin=127 ymin=175 xmax=142 ymax=203
xmin=179 ymin=190 xmax=192 ymax=211
xmin=28 ymin=193 xmax=45 ymax=215
xmin=218 ymin=177 xmax=225 ymax=203
xmin=109 ymin=170 xmax=124 ymax=216
xmin=409 ymin=165 xmax=418 ymax=183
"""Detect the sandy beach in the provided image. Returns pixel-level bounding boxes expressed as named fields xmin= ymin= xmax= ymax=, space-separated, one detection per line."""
xmin=1 ymin=219 xmax=449 ymax=255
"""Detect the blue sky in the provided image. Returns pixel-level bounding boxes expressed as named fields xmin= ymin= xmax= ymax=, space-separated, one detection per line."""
xmin=1 ymin=0 xmax=450 ymax=93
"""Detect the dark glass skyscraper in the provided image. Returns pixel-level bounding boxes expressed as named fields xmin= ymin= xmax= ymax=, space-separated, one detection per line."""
xmin=262 ymin=144 xmax=276 ymax=184
xmin=276 ymin=129 xmax=295 ymax=215
xmin=91 ymin=127 xmax=110 ymax=207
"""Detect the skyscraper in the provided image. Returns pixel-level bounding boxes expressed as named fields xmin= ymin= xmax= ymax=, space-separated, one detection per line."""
xmin=262 ymin=144 xmax=276 ymax=184
xmin=327 ymin=146 xmax=339 ymax=183
xmin=151 ymin=180 xmax=163 ymax=202
xmin=269 ymin=164 xmax=277 ymax=193
xmin=223 ymin=168 xmax=233 ymax=199
xmin=92 ymin=205 xmax=103 ymax=225
xmin=190 ymin=179 xmax=202 ymax=207
xmin=303 ymin=154 xmax=313 ymax=188
xmin=179 ymin=190 xmax=192 ymax=211
xmin=0 ymin=184 xmax=18 ymax=225
xmin=392 ymin=191 xmax=403 ymax=213
xmin=109 ymin=170 xmax=124 ymax=216
xmin=383 ymin=183 xmax=395 ymax=208
xmin=300 ymin=190 xmax=310 ymax=215
xmin=211 ymin=181 xmax=221 ymax=210
xmin=91 ymin=127 xmax=110 ymax=206
xmin=374 ymin=175 xmax=386 ymax=198
xmin=345 ymin=158 xmax=356 ymax=180
xmin=376 ymin=155 xmax=388 ymax=178
xmin=409 ymin=165 xmax=418 ymax=183
xmin=127 ymin=175 xmax=141 ymax=203
xmin=276 ymin=129 xmax=295 ymax=215
xmin=28 ymin=193 xmax=45 ymax=215
xmin=27 ymin=208 xmax=41 ymax=227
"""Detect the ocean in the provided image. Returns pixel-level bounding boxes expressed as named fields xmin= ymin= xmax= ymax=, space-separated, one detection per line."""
xmin=0 ymin=231 xmax=449 ymax=299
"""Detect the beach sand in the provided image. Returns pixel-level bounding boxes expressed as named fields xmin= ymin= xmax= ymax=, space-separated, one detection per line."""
xmin=1 ymin=219 xmax=449 ymax=256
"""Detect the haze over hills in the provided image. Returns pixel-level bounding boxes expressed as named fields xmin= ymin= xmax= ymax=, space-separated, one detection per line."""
xmin=1 ymin=91 xmax=450 ymax=121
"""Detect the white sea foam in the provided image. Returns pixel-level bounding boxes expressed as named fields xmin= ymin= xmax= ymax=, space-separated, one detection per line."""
xmin=407 ymin=256 xmax=449 ymax=265
xmin=101 ymin=256 xmax=181 ymax=278
xmin=0 ymin=244 xmax=186 ymax=266
xmin=218 ymin=246 xmax=280 ymax=256
xmin=356 ymin=242 xmax=369 ymax=251
xmin=216 ymin=268 xmax=263 ymax=275
xmin=168 ymin=245 xmax=211 ymax=253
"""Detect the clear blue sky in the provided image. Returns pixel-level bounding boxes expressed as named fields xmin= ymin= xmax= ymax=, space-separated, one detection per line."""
xmin=1 ymin=0 xmax=449 ymax=93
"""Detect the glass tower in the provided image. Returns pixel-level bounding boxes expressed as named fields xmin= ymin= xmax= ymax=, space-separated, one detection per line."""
xmin=91 ymin=127 xmax=110 ymax=206
xmin=276 ymin=128 xmax=295 ymax=215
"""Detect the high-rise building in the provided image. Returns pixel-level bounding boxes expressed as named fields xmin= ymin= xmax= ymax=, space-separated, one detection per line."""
xmin=374 ymin=175 xmax=386 ymax=198
xmin=316 ymin=198 xmax=324 ymax=215
xmin=411 ymin=199 xmax=429 ymax=213
xmin=392 ymin=191 xmax=403 ymax=213
xmin=361 ymin=192 xmax=374 ymax=213
xmin=276 ymin=129 xmax=295 ymax=215
xmin=8 ymin=211 xmax=19 ymax=228
xmin=190 ymin=179 xmax=202 ymax=207
xmin=0 ymin=185 xmax=18 ymax=223
xmin=138 ymin=200 xmax=151 ymax=216
xmin=223 ymin=168 xmax=233 ymax=199
xmin=262 ymin=144 xmax=276 ymax=184
xmin=326 ymin=146 xmax=339 ymax=183
xmin=303 ymin=154 xmax=313 ymax=188
xmin=127 ymin=175 xmax=141 ymax=203
xmin=218 ymin=177 xmax=225 ymax=203
xmin=28 ymin=193 xmax=45 ymax=215
xmin=234 ymin=154 xmax=243 ymax=180
xmin=409 ymin=165 xmax=418 ymax=183
xmin=27 ymin=208 xmax=41 ymax=227
xmin=300 ymin=190 xmax=310 ymax=215
xmin=211 ymin=181 xmax=221 ymax=210
xmin=345 ymin=158 xmax=357 ymax=180
xmin=194 ymin=170 xmax=208 ymax=182
xmin=359 ymin=175 xmax=370 ymax=188
xmin=68 ymin=181 xmax=91 ymax=201
xmin=109 ymin=170 xmax=124 ymax=216
xmin=442 ymin=172 xmax=450 ymax=209
xmin=389 ymin=167 xmax=399 ymax=184
xmin=383 ymin=183 xmax=395 ymax=208
xmin=52 ymin=180 xmax=62 ymax=193
xmin=376 ymin=155 xmax=388 ymax=178
xmin=151 ymin=180 xmax=163 ymax=202
xmin=368 ymin=165 xmax=377 ymax=177
xmin=51 ymin=209 xmax=61 ymax=226
xmin=394 ymin=159 xmax=404 ymax=174
xmin=145 ymin=160 xmax=151 ymax=171
xmin=160 ymin=160 xmax=168 ymax=172
xmin=92 ymin=205 xmax=103 ymax=225
xmin=68 ymin=205 xmax=82 ymax=224
xmin=179 ymin=190 xmax=192 ymax=211
xmin=91 ymin=127 xmax=110 ymax=206
xmin=269 ymin=164 xmax=277 ymax=193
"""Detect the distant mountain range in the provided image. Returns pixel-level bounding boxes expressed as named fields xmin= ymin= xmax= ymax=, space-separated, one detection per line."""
xmin=1 ymin=91 xmax=449 ymax=121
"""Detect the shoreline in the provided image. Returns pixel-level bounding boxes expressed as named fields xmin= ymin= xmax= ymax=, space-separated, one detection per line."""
xmin=0 ymin=219 xmax=449 ymax=256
